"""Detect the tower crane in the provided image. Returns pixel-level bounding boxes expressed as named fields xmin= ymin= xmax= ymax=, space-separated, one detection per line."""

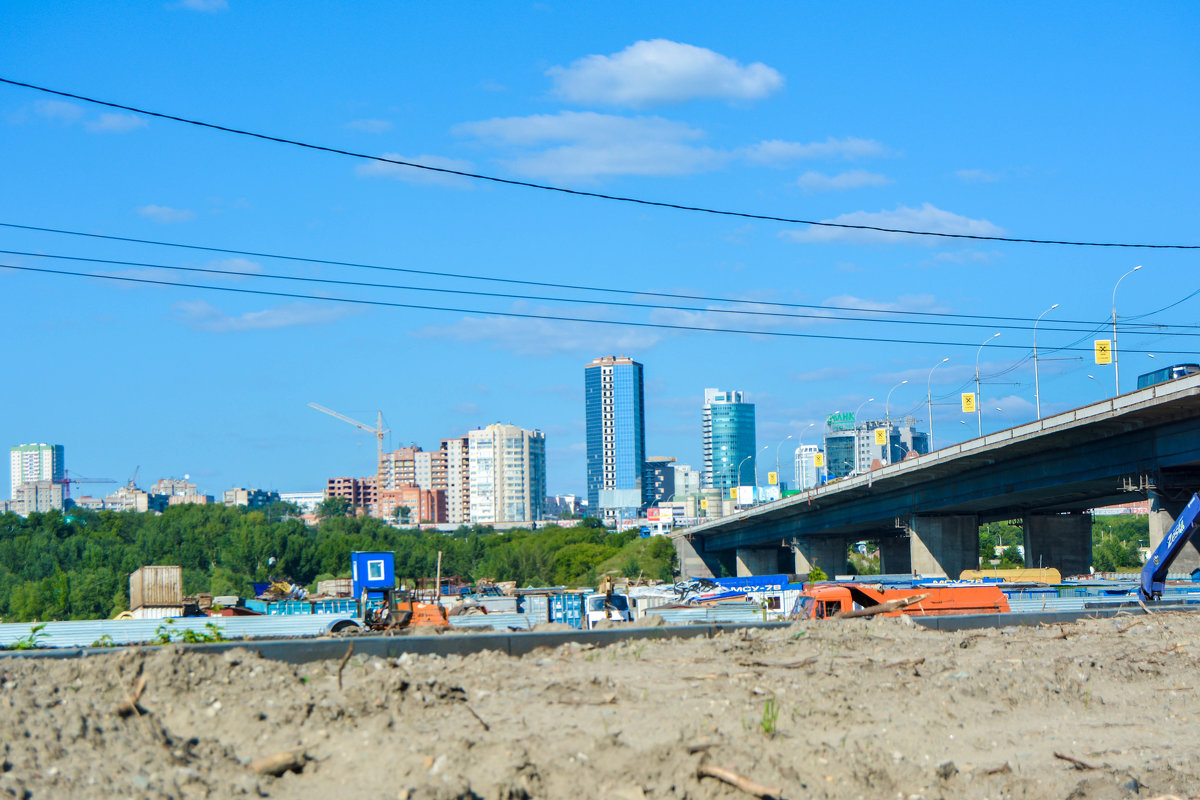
xmin=308 ymin=403 xmax=390 ymax=465
xmin=55 ymin=472 xmax=118 ymax=499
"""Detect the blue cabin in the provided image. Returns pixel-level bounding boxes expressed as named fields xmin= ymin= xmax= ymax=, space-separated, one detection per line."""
xmin=351 ymin=551 xmax=395 ymax=602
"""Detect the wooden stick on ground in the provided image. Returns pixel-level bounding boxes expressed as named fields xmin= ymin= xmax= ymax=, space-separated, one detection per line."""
xmin=1053 ymin=751 xmax=1097 ymax=770
xmin=114 ymin=674 xmax=147 ymax=718
xmin=833 ymin=593 xmax=930 ymax=619
xmin=698 ymin=764 xmax=782 ymax=799
xmin=337 ymin=642 xmax=354 ymax=690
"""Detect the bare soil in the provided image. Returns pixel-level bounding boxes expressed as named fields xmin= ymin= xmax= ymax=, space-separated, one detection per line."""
xmin=2 ymin=612 xmax=1198 ymax=799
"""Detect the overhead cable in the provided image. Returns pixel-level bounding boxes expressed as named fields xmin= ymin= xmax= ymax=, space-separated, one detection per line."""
xmin=1 ymin=77 xmax=1197 ymax=250
xmin=3 ymin=262 xmax=1195 ymax=356
xmin=0 ymin=222 xmax=1191 ymax=331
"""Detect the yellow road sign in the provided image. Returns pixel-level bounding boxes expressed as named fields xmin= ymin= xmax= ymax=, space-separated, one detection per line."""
xmin=962 ymin=392 xmax=976 ymax=413
xmin=813 ymin=452 xmax=825 ymax=468
xmin=874 ymin=427 xmax=887 ymax=445
xmin=1094 ymin=339 xmax=1112 ymax=365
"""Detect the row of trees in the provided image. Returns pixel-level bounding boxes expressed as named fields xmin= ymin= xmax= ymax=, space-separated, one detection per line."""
xmin=0 ymin=503 xmax=676 ymax=622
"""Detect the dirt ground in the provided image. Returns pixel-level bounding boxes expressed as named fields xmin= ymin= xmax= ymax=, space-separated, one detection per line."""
xmin=1 ymin=612 xmax=1198 ymax=800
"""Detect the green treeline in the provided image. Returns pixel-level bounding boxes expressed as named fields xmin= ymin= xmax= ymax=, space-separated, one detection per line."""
xmin=0 ymin=503 xmax=676 ymax=622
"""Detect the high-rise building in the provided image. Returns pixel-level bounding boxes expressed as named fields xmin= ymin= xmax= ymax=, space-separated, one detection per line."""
xmin=793 ymin=444 xmax=825 ymax=490
xmin=645 ymin=456 xmax=676 ymax=507
xmin=702 ymin=389 xmax=756 ymax=493
xmin=822 ymin=413 xmax=930 ymax=480
xmin=441 ymin=436 xmax=470 ymax=525
xmin=585 ymin=355 xmax=647 ymax=518
xmin=467 ymin=423 xmax=545 ymax=524
xmin=10 ymin=443 xmax=64 ymax=499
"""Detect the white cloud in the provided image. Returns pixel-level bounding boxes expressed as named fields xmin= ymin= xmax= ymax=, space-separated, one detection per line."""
xmin=956 ymin=168 xmax=1001 ymax=183
xmin=34 ymin=100 xmax=84 ymax=123
xmin=85 ymin=113 xmax=147 ymax=133
xmin=796 ymin=170 xmax=890 ymax=192
xmin=355 ymin=153 xmax=475 ymax=187
xmin=648 ymin=300 xmax=811 ymax=333
xmin=345 ymin=118 xmax=393 ymax=134
xmin=136 ymin=205 xmax=196 ymax=224
xmin=172 ymin=300 xmax=353 ymax=332
xmin=455 ymin=111 xmax=722 ymax=180
xmin=781 ymin=203 xmax=1004 ymax=245
xmin=744 ymin=137 xmax=889 ymax=164
xmin=175 ymin=0 xmax=227 ymax=11
xmin=548 ymin=39 xmax=783 ymax=108
xmin=414 ymin=304 xmax=661 ymax=356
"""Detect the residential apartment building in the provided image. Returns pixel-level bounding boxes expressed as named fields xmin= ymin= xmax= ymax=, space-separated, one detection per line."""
xmin=10 ymin=443 xmax=64 ymax=499
xmin=10 ymin=479 xmax=66 ymax=515
xmin=378 ymin=486 xmax=447 ymax=524
xmin=467 ymin=423 xmax=545 ymax=525
xmin=584 ymin=355 xmax=647 ymax=519
xmin=223 ymin=487 xmax=280 ymax=508
xmin=324 ymin=477 xmax=378 ymax=515
xmin=441 ymin=436 xmax=470 ymax=525
xmin=702 ymin=389 xmax=756 ymax=493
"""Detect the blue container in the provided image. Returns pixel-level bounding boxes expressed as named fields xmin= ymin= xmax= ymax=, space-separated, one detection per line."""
xmin=251 ymin=582 xmax=271 ymax=597
xmin=549 ymin=593 xmax=584 ymax=629
xmin=351 ymin=551 xmax=395 ymax=601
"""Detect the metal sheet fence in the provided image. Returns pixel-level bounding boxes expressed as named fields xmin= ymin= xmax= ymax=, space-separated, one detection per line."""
xmin=0 ymin=615 xmax=359 ymax=650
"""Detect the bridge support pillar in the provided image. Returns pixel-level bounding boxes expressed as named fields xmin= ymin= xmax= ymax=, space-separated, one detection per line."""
xmin=735 ymin=547 xmax=789 ymax=577
xmin=791 ymin=537 xmax=849 ymax=578
xmin=906 ymin=515 xmax=978 ymax=578
xmin=674 ymin=535 xmax=723 ymax=580
xmin=1023 ymin=512 xmax=1092 ymax=577
xmin=1149 ymin=490 xmax=1200 ymax=573
xmin=878 ymin=536 xmax=912 ymax=575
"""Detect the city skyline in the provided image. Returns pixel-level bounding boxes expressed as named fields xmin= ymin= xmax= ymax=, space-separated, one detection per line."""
xmin=3 ymin=5 xmax=1197 ymax=500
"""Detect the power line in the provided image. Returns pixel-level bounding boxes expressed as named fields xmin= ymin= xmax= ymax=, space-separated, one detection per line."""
xmin=11 ymin=247 xmax=1200 ymax=339
xmin=4 ymin=261 xmax=1196 ymax=356
xmin=2 ymin=221 xmax=1194 ymax=332
xmin=2 ymin=76 xmax=1198 ymax=251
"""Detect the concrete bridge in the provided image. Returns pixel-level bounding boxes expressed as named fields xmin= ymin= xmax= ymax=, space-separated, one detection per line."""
xmin=675 ymin=373 xmax=1200 ymax=580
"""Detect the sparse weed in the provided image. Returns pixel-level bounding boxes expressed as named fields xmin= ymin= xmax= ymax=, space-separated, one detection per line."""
xmin=761 ymin=697 xmax=780 ymax=737
xmin=7 ymin=623 xmax=48 ymax=650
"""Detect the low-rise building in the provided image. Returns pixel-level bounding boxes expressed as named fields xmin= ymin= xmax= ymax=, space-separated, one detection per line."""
xmin=223 ymin=487 xmax=280 ymax=508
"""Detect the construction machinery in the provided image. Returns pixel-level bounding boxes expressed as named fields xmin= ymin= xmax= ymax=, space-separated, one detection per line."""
xmin=794 ymin=582 xmax=1011 ymax=619
xmin=1140 ymin=491 xmax=1200 ymax=602
xmin=352 ymin=551 xmax=448 ymax=630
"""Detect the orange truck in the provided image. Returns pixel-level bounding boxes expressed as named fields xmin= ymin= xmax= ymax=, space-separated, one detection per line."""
xmin=796 ymin=582 xmax=1010 ymax=619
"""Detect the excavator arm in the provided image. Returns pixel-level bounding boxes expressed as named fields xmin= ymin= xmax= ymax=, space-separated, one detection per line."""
xmin=1140 ymin=492 xmax=1200 ymax=602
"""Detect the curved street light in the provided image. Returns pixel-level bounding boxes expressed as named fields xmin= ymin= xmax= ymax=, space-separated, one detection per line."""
xmin=976 ymin=333 xmax=1001 ymax=437
xmin=852 ymin=397 xmax=875 ymax=474
xmin=795 ymin=422 xmax=816 ymax=487
xmin=1087 ymin=373 xmax=1109 ymax=400
xmin=774 ymin=435 xmax=792 ymax=487
xmin=927 ymin=357 xmax=950 ymax=451
xmin=884 ymin=380 xmax=909 ymax=465
xmin=1033 ymin=303 xmax=1059 ymax=418
xmin=1112 ymin=265 xmax=1142 ymax=396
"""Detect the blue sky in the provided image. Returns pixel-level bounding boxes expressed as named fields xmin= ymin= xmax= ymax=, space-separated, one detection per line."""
xmin=2 ymin=2 xmax=1198 ymax=498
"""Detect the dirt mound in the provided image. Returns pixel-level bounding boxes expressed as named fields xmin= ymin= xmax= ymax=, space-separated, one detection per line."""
xmin=2 ymin=613 xmax=1199 ymax=798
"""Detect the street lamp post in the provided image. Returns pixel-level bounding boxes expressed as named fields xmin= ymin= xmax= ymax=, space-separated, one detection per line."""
xmin=927 ymin=357 xmax=949 ymax=452
xmin=795 ymin=422 xmax=815 ymax=487
xmin=1033 ymin=303 xmax=1059 ymax=418
xmin=975 ymin=333 xmax=1001 ymax=437
xmin=852 ymin=397 xmax=875 ymax=474
xmin=1112 ymin=265 xmax=1142 ymax=396
xmin=884 ymin=380 xmax=909 ymax=465
xmin=754 ymin=444 xmax=770 ymax=492
xmin=774 ymin=435 xmax=792 ymax=487
xmin=1086 ymin=374 xmax=1108 ymax=400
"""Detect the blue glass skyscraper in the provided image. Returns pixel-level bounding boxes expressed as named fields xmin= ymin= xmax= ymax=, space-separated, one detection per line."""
xmin=702 ymin=388 xmax=756 ymax=492
xmin=585 ymin=355 xmax=646 ymax=518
